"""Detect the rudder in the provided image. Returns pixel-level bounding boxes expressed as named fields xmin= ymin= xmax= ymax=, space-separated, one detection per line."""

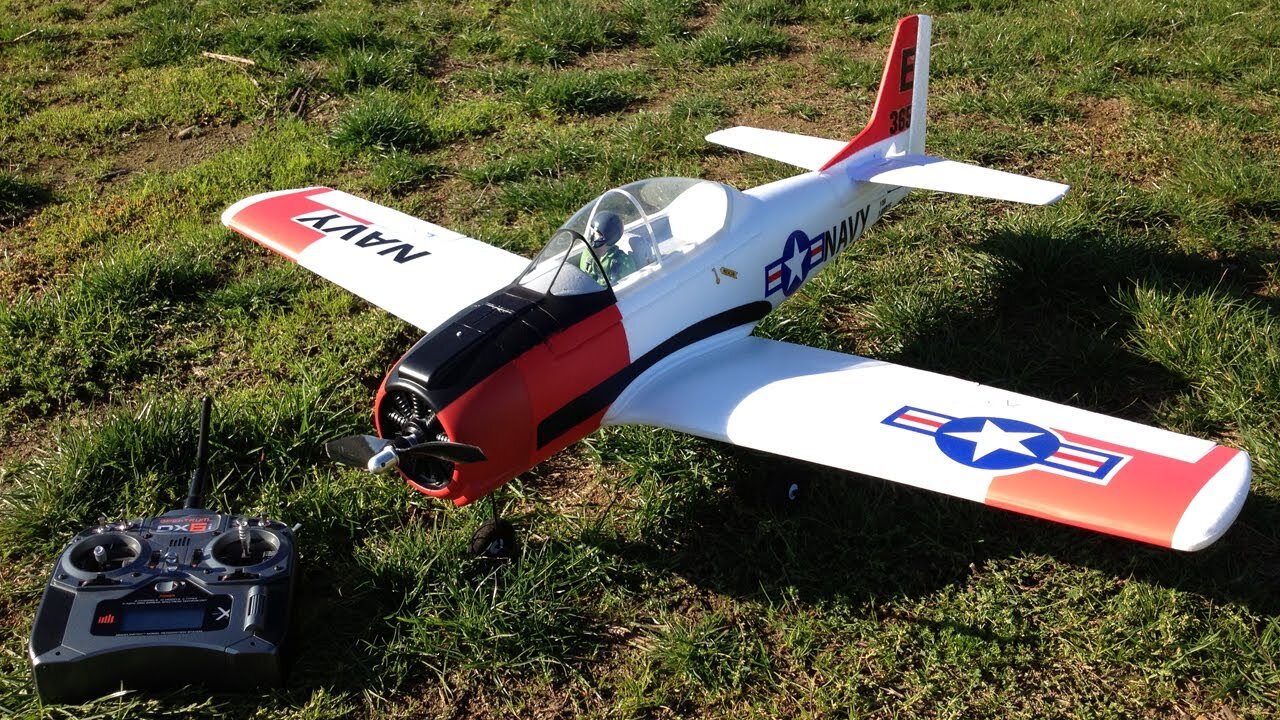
xmin=820 ymin=14 xmax=931 ymax=170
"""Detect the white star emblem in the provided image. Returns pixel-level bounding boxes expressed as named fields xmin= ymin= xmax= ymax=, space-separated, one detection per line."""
xmin=944 ymin=420 xmax=1043 ymax=462
xmin=783 ymin=243 xmax=807 ymax=284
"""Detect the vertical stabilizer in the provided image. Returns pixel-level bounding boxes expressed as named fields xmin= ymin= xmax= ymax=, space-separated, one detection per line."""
xmin=819 ymin=14 xmax=931 ymax=170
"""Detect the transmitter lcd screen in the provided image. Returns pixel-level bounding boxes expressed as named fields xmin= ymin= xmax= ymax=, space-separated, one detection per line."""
xmin=117 ymin=603 xmax=205 ymax=634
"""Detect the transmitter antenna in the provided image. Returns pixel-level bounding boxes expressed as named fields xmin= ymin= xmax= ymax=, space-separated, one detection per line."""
xmin=185 ymin=397 xmax=213 ymax=510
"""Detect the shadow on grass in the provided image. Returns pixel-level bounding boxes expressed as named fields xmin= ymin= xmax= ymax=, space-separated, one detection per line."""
xmin=890 ymin=221 xmax=1280 ymax=422
xmin=287 ymin=531 xmax=615 ymax=694
xmin=597 ymin=452 xmax=1280 ymax=618
xmin=0 ymin=173 xmax=53 ymax=226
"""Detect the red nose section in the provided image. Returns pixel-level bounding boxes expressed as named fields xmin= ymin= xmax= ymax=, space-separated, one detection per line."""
xmin=409 ymin=305 xmax=629 ymax=505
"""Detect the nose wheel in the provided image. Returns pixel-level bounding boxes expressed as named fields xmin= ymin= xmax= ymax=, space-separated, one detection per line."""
xmin=469 ymin=519 xmax=516 ymax=559
xmin=468 ymin=496 xmax=517 ymax=560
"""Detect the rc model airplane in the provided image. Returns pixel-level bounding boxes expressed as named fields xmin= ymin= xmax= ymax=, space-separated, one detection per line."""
xmin=223 ymin=15 xmax=1250 ymax=554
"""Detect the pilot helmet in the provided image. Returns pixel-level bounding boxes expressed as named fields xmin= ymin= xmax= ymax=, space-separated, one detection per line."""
xmin=586 ymin=211 xmax=623 ymax=250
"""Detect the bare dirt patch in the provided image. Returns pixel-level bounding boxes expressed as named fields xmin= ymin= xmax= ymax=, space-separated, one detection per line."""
xmin=0 ymin=120 xmax=257 ymax=300
xmin=574 ymin=46 xmax=656 ymax=72
xmin=1064 ymin=95 xmax=1170 ymax=184
xmin=101 ymin=120 xmax=255 ymax=185
xmin=1079 ymin=96 xmax=1131 ymax=128
xmin=522 ymin=446 xmax=622 ymax=515
xmin=0 ymin=421 xmax=44 ymax=475
xmin=716 ymin=26 xmax=879 ymax=143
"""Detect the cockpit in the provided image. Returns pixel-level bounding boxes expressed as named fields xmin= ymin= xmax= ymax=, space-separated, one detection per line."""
xmin=516 ymin=177 xmax=734 ymax=297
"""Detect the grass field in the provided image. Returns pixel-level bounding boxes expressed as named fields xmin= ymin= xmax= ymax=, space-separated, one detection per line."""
xmin=1 ymin=0 xmax=1278 ymax=717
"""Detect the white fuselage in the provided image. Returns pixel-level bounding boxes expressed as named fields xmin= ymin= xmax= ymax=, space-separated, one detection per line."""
xmin=607 ymin=169 xmax=910 ymax=422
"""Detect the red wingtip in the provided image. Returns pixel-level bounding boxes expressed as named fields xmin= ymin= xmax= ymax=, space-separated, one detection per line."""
xmin=818 ymin=14 xmax=922 ymax=171
xmin=222 ymin=187 xmax=335 ymax=261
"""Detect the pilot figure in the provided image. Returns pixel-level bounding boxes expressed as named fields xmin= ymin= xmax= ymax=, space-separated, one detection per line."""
xmin=580 ymin=211 xmax=636 ymax=286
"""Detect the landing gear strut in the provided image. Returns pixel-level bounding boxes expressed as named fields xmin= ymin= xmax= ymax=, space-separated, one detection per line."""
xmin=468 ymin=495 xmax=517 ymax=559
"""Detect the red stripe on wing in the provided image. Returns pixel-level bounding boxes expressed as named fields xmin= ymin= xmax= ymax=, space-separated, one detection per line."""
xmin=985 ymin=432 xmax=1240 ymax=549
xmin=899 ymin=412 xmax=943 ymax=428
xmin=1052 ymin=448 xmax=1104 ymax=468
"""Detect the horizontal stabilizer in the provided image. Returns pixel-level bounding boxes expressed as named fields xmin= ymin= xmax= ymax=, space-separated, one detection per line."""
xmin=849 ymin=154 xmax=1069 ymax=205
xmin=705 ymin=127 xmax=846 ymax=171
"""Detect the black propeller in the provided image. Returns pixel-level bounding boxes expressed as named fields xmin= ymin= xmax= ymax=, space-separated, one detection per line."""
xmin=400 ymin=441 xmax=487 ymax=464
xmin=325 ymin=434 xmax=486 ymax=472
xmin=324 ymin=435 xmax=388 ymax=468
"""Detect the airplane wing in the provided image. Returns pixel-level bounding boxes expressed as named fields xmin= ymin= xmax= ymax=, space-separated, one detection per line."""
xmin=605 ymin=337 xmax=1250 ymax=551
xmin=222 ymin=187 xmax=530 ymax=331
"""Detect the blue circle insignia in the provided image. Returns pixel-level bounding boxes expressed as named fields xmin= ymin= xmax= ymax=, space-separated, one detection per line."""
xmin=933 ymin=416 xmax=1060 ymax=470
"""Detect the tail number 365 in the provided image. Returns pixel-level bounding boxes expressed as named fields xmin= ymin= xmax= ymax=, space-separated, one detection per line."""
xmin=890 ymin=104 xmax=912 ymax=134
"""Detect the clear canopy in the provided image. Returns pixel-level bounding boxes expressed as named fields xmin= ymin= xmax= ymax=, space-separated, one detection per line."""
xmin=514 ymin=229 xmax=608 ymax=297
xmin=517 ymin=178 xmax=718 ymax=296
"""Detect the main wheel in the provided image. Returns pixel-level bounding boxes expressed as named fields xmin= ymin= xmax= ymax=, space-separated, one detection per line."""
xmin=740 ymin=467 xmax=806 ymax=511
xmin=764 ymin=476 xmax=804 ymax=509
xmin=468 ymin=519 xmax=517 ymax=559
xmin=777 ymin=478 xmax=803 ymax=504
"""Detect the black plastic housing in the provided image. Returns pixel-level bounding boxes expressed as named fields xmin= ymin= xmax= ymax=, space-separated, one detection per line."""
xmin=29 ymin=508 xmax=297 ymax=703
